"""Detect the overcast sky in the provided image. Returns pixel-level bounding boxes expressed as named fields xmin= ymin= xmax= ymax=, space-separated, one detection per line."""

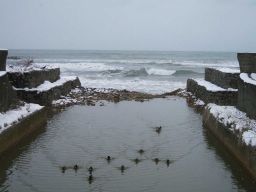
xmin=0 ymin=0 xmax=256 ymax=52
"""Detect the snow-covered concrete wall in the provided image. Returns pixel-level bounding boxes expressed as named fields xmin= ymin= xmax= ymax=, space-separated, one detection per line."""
xmin=237 ymin=74 xmax=256 ymax=119
xmin=0 ymin=73 xmax=17 ymax=112
xmin=16 ymin=77 xmax=81 ymax=105
xmin=205 ymin=68 xmax=240 ymax=89
xmin=8 ymin=68 xmax=60 ymax=88
xmin=0 ymin=50 xmax=8 ymax=71
xmin=203 ymin=105 xmax=256 ymax=179
xmin=0 ymin=106 xmax=46 ymax=155
xmin=237 ymin=53 xmax=256 ymax=73
xmin=187 ymin=79 xmax=237 ymax=105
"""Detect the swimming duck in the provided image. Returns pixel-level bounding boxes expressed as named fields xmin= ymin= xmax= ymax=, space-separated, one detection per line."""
xmin=166 ymin=159 xmax=171 ymax=167
xmin=88 ymin=166 xmax=94 ymax=174
xmin=73 ymin=164 xmax=79 ymax=171
xmin=155 ymin=126 xmax=162 ymax=134
xmin=138 ymin=149 xmax=145 ymax=155
xmin=120 ymin=165 xmax=126 ymax=173
xmin=153 ymin=158 xmax=160 ymax=164
xmin=61 ymin=166 xmax=67 ymax=173
xmin=133 ymin=158 xmax=141 ymax=164
xmin=106 ymin=156 xmax=111 ymax=161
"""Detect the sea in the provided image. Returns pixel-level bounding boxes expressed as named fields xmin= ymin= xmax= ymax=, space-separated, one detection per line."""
xmin=7 ymin=50 xmax=239 ymax=94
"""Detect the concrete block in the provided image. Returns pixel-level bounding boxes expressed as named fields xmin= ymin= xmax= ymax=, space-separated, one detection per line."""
xmin=8 ymin=68 xmax=60 ymax=88
xmin=237 ymin=53 xmax=256 ymax=73
xmin=205 ymin=68 xmax=240 ymax=89
xmin=0 ymin=50 xmax=8 ymax=71
xmin=187 ymin=79 xmax=237 ymax=106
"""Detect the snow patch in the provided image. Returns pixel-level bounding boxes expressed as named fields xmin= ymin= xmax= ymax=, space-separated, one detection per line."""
xmin=243 ymin=131 xmax=256 ymax=146
xmin=195 ymin=79 xmax=237 ymax=92
xmin=216 ymin=68 xmax=240 ymax=74
xmin=15 ymin=76 xmax=78 ymax=93
xmin=0 ymin=103 xmax=43 ymax=133
xmin=207 ymin=104 xmax=256 ymax=146
xmin=0 ymin=71 xmax=6 ymax=77
xmin=240 ymin=73 xmax=256 ymax=86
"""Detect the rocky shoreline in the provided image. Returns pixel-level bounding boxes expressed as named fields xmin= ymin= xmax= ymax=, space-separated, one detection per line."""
xmin=51 ymin=86 xmax=184 ymax=109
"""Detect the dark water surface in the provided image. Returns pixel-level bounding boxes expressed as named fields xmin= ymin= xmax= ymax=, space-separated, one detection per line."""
xmin=0 ymin=98 xmax=255 ymax=192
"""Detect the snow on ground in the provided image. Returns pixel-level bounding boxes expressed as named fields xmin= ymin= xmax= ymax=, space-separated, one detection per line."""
xmin=7 ymin=63 xmax=57 ymax=73
xmin=207 ymin=104 xmax=256 ymax=147
xmin=0 ymin=71 xmax=6 ymax=77
xmin=0 ymin=103 xmax=43 ymax=134
xmin=216 ymin=68 xmax=240 ymax=74
xmin=240 ymin=73 xmax=256 ymax=85
xmin=195 ymin=79 xmax=237 ymax=92
xmin=15 ymin=76 xmax=78 ymax=93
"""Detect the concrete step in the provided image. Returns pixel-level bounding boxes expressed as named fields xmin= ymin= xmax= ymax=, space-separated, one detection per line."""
xmin=237 ymin=73 xmax=256 ymax=119
xmin=0 ymin=71 xmax=18 ymax=112
xmin=8 ymin=67 xmax=60 ymax=88
xmin=205 ymin=67 xmax=240 ymax=89
xmin=187 ymin=78 xmax=237 ymax=105
xmin=15 ymin=76 xmax=81 ymax=106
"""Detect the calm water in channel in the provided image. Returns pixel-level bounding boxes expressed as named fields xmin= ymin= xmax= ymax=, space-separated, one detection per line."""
xmin=0 ymin=98 xmax=256 ymax=192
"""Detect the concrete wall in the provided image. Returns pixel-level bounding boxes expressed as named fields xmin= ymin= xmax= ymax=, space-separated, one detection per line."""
xmin=0 ymin=73 xmax=17 ymax=112
xmin=205 ymin=68 xmax=239 ymax=89
xmin=237 ymin=53 xmax=256 ymax=73
xmin=203 ymin=107 xmax=256 ymax=179
xmin=16 ymin=77 xmax=81 ymax=105
xmin=0 ymin=50 xmax=8 ymax=71
xmin=8 ymin=68 xmax=60 ymax=88
xmin=187 ymin=79 xmax=237 ymax=106
xmin=0 ymin=108 xmax=47 ymax=156
xmin=237 ymin=78 xmax=256 ymax=119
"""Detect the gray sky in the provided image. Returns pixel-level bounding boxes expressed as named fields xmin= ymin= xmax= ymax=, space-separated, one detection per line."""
xmin=0 ymin=0 xmax=256 ymax=51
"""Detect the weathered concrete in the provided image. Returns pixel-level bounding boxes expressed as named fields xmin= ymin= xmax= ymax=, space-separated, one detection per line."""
xmin=0 ymin=107 xmax=47 ymax=156
xmin=237 ymin=53 xmax=256 ymax=73
xmin=0 ymin=50 xmax=8 ymax=71
xmin=16 ymin=77 xmax=81 ymax=105
xmin=0 ymin=73 xmax=17 ymax=112
xmin=8 ymin=68 xmax=60 ymax=88
xmin=187 ymin=79 xmax=237 ymax=106
xmin=237 ymin=77 xmax=256 ymax=119
xmin=205 ymin=68 xmax=240 ymax=89
xmin=203 ymin=107 xmax=256 ymax=179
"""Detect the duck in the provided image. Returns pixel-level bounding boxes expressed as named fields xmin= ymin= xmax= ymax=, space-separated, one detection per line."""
xmin=106 ymin=156 xmax=112 ymax=161
xmin=88 ymin=166 xmax=94 ymax=174
xmin=155 ymin=126 xmax=162 ymax=134
xmin=138 ymin=149 xmax=145 ymax=154
xmin=120 ymin=165 xmax=126 ymax=173
xmin=61 ymin=166 xmax=67 ymax=173
xmin=73 ymin=164 xmax=79 ymax=171
xmin=166 ymin=159 xmax=171 ymax=167
xmin=133 ymin=158 xmax=141 ymax=164
xmin=153 ymin=158 xmax=160 ymax=164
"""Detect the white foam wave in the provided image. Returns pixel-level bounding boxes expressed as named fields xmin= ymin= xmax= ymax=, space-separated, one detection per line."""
xmin=173 ymin=61 xmax=239 ymax=67
xmin=146 ymin=68 xmax=176 ymax=76
xmin=37 ymin=62 xmax=123 ymax=72
xmin=78 ymin=77 xmax=185 ymax=94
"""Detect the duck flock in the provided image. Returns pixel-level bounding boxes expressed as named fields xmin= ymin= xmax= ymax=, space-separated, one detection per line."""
xmin=60 ymin=126 xmax=173 ymax=184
